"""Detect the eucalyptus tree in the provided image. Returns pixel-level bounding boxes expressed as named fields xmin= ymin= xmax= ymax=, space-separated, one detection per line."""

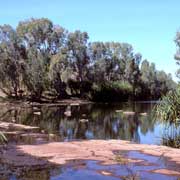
xmin=0 ymin=18 xmax=176 ymax=102
xmin=49 ymin=49 xmax=69 ymax=98
xmin=89 ymin=42 xmax=107 ymax=83
xmin=156 ymin=71 xmax=177 ymax=95
xmin=140 ymin=60 xmax=150 ymax=85
xmin=90 ymin=42 xmax=140 ymax=84
xmin=140 ymin=60 xmax=158 ymax=98
xmin=66 ymin=30 xmax=90 ymax=96
xmin=16 ymin=18 xmax=66 ymax=100
xmin=0 ymin=25 xmax=23 ymax=97
xmin=124 ymin=53 xmax=142 ymax=96
xmin=118 ymin=43 xmax=134 ymax=81
xmin=141 ymin=60 xmax=152 ymax=98
xmin=67 ymin=30 xmax=90 ymax=82
xmin=89 ymin=42 xmax=126 ymax=82
xmin=141 ymin=60 xmax=176 ymax=99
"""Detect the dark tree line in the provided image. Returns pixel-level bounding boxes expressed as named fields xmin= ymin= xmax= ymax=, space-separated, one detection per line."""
xmin=0 ymin=18 xmax=176 ymax=102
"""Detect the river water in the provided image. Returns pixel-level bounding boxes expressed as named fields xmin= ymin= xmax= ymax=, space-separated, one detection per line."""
xmin=0 ymin=102 xmax=172 ymax=145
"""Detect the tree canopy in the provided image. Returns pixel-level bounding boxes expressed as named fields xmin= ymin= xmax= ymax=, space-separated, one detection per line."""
xmin=0 ymin=18 xmax=176 ymax=102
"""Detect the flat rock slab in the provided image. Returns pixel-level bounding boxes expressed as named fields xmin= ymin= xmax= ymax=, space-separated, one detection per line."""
xmin=0 ymin=121 xmax=40 ymax=133
xmin=1 ymin=140 xmax=180 ymax=177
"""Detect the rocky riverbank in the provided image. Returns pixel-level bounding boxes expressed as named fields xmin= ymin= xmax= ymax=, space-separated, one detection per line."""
xmin=1 ymin=139 xmax=180 ymax=177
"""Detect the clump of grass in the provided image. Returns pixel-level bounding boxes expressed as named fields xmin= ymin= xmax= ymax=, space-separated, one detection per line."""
xmin=155 ymin=86 xmax=180 ymax=124
xmin=0 ymin=131 xmax=7 ymax=144
xmin=162 ymin=135 xmax=180 ymax=148
xmin=161 ymin=124 xmax=180 ymax=148
xmin=155 ymin=86 xmax=180 ymax=148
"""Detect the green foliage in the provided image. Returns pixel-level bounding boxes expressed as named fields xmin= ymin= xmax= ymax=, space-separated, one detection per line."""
xmin=92 ymin=81 xmax=133 ymax=102
xmin=0 ymin=18 xmax=176 ymax=101
xmin=155 ymin=86 xmax=180 ymax=123
xmin=49 ymin=52 xmax=69 ymax=98
xmin=67 ymin=30 xmax=89 ymax=83
xmin=153 ymin=30 xmax=180 ymax=148
xmin=0 ymin=25 xmax=23 ymax=97
xmin=22 ymin=48 xmax=48 ymax=100
xmin=0 ymin=131 xmax=7 ymax=144
xmin=140 ymin=60 xmax=176 ymax=99
xmin=162 ymin=133 xmax=180 ymax=148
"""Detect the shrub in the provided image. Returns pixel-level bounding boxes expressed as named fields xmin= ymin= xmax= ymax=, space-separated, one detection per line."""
xmin=91 ymin=81 xmax=133 ymax=102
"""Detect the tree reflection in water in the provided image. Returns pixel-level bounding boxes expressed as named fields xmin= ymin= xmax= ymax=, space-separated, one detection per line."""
xmin=0 ymin=102 xmax=172 ymax=144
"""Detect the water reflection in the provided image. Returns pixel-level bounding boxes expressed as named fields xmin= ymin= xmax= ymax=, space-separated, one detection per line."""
xmin=0 ymin=164 xmax=61 ymax=180
xmin=2 ymin=151 xmax=179 ymax=180
xmin=0 ymin=102 xmax=167 ymax=144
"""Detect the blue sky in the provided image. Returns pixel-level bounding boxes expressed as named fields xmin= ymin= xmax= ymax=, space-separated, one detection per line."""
xmin=0 ymin=0 xmax=179 ymax=80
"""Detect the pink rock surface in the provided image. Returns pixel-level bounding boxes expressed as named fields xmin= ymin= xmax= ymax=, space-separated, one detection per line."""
xmin=1 ymin=140 xmax=180 ymax=176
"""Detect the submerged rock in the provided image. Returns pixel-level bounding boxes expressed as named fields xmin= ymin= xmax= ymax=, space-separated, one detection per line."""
xmin=79 ymin=119 xmax=89 ymax=123
xmin=115 ymin=110 xmax=123 ymax=113
xmin=139 ymin=112 xmax=147 ymax=116
xmin=64 ymin=111 xmax=71 ymax=117
xmin=82 ymin=114 xmax=87 ymax=117
xmin=70 ymin=103 xmax=80 ymax=106
xmin=33 ymin=111 xmax=41 ymax=116
xmin=123 ymin=111 xmax=135 ymax=115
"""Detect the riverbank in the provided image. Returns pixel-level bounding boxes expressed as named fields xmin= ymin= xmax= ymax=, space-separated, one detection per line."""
xmin=0 ymin=98 xmax=93 ymax=109
xmin=0 ymin=90 xmax=159 ymax=108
